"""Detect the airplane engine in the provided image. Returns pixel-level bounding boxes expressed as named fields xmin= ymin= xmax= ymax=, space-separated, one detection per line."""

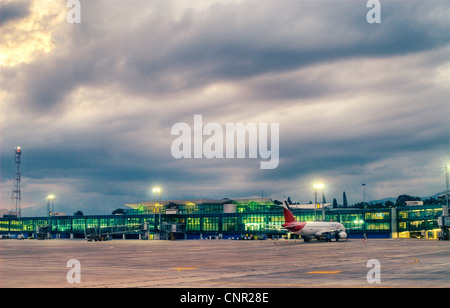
xmin=338 ymin=231 xmax=347 ymax=239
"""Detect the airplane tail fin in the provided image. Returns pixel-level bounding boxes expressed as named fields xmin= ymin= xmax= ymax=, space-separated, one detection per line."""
xmin=281 ymin=200 xmax=296 ymax=223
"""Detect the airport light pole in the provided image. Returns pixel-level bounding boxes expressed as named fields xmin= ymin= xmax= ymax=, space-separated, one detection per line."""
xmin=47 ymin=195 xmax=55 ymax=217
xmin=313 ymin=183 xmax=324 ymax=221
xmin=153 ymin=187 xmax=162 ymax=236
xmin=442 ymin=165 xmax=450 ymax=240
xmin=362 ymin=183 xmax=367 ymax=239
xmin=314 ymin=185 xmax=317 ymax=221
xmin=445 ymin=165 xmax=449 ymax=213
xmin=362 ymin=183 xmax=366 ymax=208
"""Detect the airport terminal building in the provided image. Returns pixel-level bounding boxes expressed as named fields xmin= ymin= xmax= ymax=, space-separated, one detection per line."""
xmin=0 ymin=197 xmax=447 ymax=240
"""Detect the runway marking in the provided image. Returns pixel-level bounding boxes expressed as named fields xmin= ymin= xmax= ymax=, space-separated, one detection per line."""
xmin=307 ymin=271 xmax=342 ymax=274
xmin=197 ymin=281 xmax=376 ymax=288
xmin=171 ymin=267 xmax=198 ymax=271
xmin=0 ymin=263 xmax=170 ymax=272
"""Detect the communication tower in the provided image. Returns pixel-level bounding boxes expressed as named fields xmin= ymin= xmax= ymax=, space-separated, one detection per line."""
xmin=12 ymin=146 xmax=22 ymax=218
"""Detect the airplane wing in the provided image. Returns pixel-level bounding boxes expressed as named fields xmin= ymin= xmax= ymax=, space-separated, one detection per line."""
xmin=314 ymin=229 xmax=340 ymax=237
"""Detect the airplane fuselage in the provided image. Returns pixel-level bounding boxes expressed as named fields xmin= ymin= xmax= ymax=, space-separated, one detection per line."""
xmin=283 ymin=221 xmax=346 ymax=238
xmin=280 ymin=201 xmax=347 ymax=241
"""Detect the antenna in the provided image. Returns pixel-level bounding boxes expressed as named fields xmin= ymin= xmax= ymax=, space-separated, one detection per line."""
xmin=12 ymin=146 xmax=22 ymax=218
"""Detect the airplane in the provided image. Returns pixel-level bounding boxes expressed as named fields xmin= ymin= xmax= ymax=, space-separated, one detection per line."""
xmin=281 ymin=201 xmax=347 ymax=242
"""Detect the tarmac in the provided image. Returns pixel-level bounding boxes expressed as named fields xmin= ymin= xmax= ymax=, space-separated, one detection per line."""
xmin=0 ymin=238 xmax=449 ymax=288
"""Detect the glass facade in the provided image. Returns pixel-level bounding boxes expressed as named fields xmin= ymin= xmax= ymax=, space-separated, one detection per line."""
xmin=0 ymin=200 xmax=444 ymax=239
xmin=397 ymin=204 xmax=442 ymax=238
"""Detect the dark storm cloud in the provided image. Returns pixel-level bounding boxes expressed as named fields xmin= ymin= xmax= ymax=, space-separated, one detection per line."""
xmin=0 ymin=0 xmax=31 ymax=24
xmin=6 ymin=1 xmax=448 ymax=113
xmin=113 ymin=1 xmax=449 ymax=99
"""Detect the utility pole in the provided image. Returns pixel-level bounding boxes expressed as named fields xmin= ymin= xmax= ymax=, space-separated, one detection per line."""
xmin=12 ymin=146 xmax=22 ymax=218
xmin=362 ymin=183 xmax=366 ymax=208
xmin=153 ymin=187 xmax=162 ymax=238
xmin=362 ymin=183 xmax=367 ymax=239
xmin=445 ymin=166 xmax=449 ymax=215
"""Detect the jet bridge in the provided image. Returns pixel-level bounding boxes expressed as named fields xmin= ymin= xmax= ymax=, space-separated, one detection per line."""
xmin=438 ymin=215 xmax=449 ymax=240
xmin=85 ymin=223 xmax=149 ymax=241
xmin=159 ymin=222 xmax=186 ymax=240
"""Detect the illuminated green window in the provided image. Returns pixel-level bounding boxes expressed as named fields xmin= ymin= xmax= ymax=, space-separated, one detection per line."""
xmin=366 ymin=223 xmax=390 ymax=230
xmin=398 ymin=211 xmax=408 ymax=219
xmin=0 ymin=221 xmax=9 ymax=231
xmin=22 ymin=220 xmax=34 ymax=231
xmin=187 ymin=218 xmax=200 ymax=231
xmin=223 ymin=217 xmax=238 ymax=231
xmin=243 ymin=214 xmax=266 ymax=231
xmin=203 ymin=217 xmax=219 ymax=231
xmin=72 ymin=218 xmax=86 ymax=231
xmin=55 ymin=219 xmax=71 ymax=232
xmin=10 ymin=220 xmax=22 ymax=231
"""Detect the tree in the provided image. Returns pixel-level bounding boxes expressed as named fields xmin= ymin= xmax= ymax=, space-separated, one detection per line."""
xmin=395 ymin=194 xmax=421 ymax=207
xmin=73 ymin=210 xmax=83 ymax=216
xmin=368 ymin=202 xmax=383 ymax=208
xmin=423 ymin=197 xmax=437 ymax=205
xmin=332 ymin=198 xmax=338 ymax=208
xmin=384 ymin=200 xmax=395 ymax=208
xmin=112 ymin=208 xmax=125 ymax=215
xmin=343 ymin=191 xmax=348 ymax=208
xmin=353 ymin=202 xmax=365 ymax=209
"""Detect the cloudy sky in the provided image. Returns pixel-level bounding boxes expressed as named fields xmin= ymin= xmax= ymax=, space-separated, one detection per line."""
xmin=0 ymin=0 xmax=449 ymax=216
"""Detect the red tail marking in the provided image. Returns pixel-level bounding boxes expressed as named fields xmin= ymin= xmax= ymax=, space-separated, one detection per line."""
xmin=282 ymin=204 xmax=296 ymax=223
